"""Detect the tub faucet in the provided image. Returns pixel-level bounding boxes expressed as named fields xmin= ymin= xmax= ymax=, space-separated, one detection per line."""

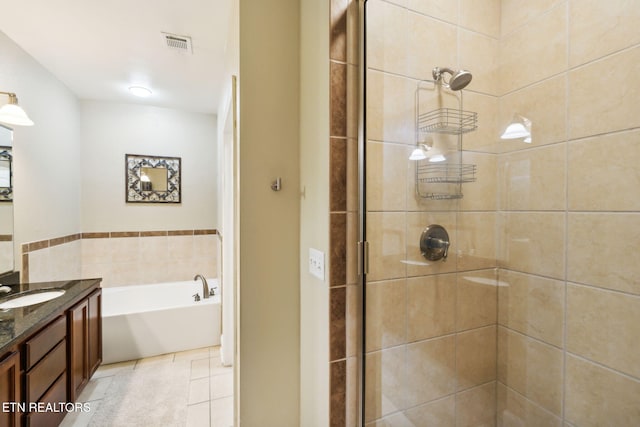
xmin=194 ymin=274 xmax=209 ymax=299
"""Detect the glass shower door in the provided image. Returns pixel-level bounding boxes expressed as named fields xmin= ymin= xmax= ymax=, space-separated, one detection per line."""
xmin=362 ymin=1 xmax=640 ymax=426
xmin=362 ymin=0 xmax=498 ymax=424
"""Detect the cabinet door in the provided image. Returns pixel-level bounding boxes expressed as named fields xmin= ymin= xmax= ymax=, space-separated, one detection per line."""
xmin=0 ymin=351 xmax=21 ymax=427
xmin=88 ymin=289 xmax=102 ymax=377
xmin=68 ymin=299 xmax=89 ymax=402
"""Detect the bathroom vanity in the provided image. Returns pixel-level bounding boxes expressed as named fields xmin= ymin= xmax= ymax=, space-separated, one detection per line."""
xmin=0 ymin=278 xmax=101 ymax=427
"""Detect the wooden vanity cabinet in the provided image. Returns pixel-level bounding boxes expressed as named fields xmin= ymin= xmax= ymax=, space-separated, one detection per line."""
xmin=0 ymin=351 xmax=21 ymax=427
xmin=0 ymin=280 xmax=101 ymax=427
xmin=68 ymin=288 xmax=102 ymax=401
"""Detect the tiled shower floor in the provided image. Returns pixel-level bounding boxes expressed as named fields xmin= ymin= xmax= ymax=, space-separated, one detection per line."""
xmin=60 ymin=346 xmax=233 ymax=427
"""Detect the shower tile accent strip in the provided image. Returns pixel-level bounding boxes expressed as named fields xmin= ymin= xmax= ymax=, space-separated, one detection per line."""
xmin=21 ymin=253 xmax=29 ymax=283
xmin=330 ymin=286 xmax=347 ymax=361
xmin=330 ymin=213 xmax=347 ymax=288
xmin=21 ymin=229 xmax=218 ymax=286
xmin=329 ymin=0 xmax=358 ymax=425
xmin=330 ymin=359 xmax=347 ymax=427
xmin=330 ymin=138 xmax=348 ymax=212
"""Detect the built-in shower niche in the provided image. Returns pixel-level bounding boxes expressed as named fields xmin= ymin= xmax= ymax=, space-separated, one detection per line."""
xmin=414 ymin=79 xmax=477 ymax=200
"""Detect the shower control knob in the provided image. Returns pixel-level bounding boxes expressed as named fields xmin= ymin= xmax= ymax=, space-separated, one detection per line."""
xmin=420 ymin=224 xmax=450 ymax=262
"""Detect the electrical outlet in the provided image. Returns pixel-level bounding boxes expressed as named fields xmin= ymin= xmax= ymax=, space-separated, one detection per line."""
xmin=309 ymin=248 xmax=325 ymax=280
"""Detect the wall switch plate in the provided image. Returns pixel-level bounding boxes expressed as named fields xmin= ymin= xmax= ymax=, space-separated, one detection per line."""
xmin=309 ymin=248 xmax=325 ymax=281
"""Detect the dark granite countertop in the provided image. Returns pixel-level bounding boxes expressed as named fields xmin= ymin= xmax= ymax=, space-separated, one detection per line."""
xmin=0 ymin=278 xmax=101 ymax=356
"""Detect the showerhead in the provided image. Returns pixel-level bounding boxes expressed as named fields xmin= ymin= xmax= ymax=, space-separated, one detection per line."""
xmin=448 ymin=70 xmax=472 ymax=91
xmin=432 ymin=67 xmax=473 ymax=91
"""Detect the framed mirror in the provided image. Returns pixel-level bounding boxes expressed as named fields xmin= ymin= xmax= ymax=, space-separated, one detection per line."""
xmin=125 ymin=154 xmax=181 ymax=203
xmin=0 ymin=125 xmax=13 ymax=274
xmin=0 ymin=147 xmax=12 ymax=202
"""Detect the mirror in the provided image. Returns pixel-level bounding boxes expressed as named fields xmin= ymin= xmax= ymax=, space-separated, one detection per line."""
xmin=140 ymin=167 xmax=168 ymax=192
xmin=125 ymin=154 xmax=181 ymax=203
xmin=0 ymin=125 xmax=13 ymax=274
xmin=0 ymin=149 xmax=12 ymax=200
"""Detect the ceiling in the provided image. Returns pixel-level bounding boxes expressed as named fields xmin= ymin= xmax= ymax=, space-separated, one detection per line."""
xmin=0 ymin=0 xmax=232 ymax=115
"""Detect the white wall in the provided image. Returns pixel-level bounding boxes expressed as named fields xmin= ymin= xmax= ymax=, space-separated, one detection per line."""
xmin=299 ymin=0 xmax=330 ymax=424
xmin=238 ymin=0 xmax=301 ymax=424
xmin=0 ymin=30 xmax=82 ymax=269
xmin=80 ymin=101 xmax=217 ymax=232
xmin=0 ymin=30 xmax=220 ymax=276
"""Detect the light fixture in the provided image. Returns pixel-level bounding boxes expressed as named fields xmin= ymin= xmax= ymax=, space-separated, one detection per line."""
xmin=409 ymin=144 xmax=431 ymax=161
xmin=129 ymin=86 xmax=152 ymax=98
xmin=0 ymin=91 xmax=34 ymax=126
xmin=410 ymin=143 xmax=448 ymax=162
xmin=429 ymin=153 xmax=447 ymax=163
xmin=501 ymin=114 xmax=531 ymax=142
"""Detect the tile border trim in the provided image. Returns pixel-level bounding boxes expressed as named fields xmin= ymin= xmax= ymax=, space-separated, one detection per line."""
xmin=22 ymin=229 xmax=218 ymax=253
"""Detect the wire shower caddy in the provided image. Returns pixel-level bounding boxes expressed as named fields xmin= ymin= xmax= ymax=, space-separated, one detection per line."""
xmin=414 ymin=79 xmax=477 ymax=200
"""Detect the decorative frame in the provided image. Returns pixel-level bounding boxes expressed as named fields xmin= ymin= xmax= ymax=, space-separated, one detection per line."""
xmin=125 ymin=154 xmax=181 ymax=203
xmin=0 ymin=146 xmax=12 ymax=202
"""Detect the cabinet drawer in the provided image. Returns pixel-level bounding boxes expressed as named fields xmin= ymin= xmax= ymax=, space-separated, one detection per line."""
xmin=25 ymin=339 xmax=66 ymax=404
xmin=25 ymin=316 xmax=66 ymax=370
xmin=25 ymin=372 xmax=67 ymax=427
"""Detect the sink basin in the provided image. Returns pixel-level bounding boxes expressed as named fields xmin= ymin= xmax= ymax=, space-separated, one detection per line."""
xmin=0 ymin=289 xmax=66 ymax=309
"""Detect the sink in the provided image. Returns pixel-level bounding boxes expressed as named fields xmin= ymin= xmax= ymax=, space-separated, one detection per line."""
xmin=0 ymin=289 xmax=66 ymax=309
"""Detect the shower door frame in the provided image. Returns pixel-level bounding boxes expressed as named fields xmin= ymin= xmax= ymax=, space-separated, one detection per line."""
xmin=357 ymin=1 xmax=368 ymax=425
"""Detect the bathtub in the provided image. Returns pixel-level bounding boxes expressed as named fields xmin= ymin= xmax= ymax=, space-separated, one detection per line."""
xmin=101 ymin=279 xmax=220 ymax=364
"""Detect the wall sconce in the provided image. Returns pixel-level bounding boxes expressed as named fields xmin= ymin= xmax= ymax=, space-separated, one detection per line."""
xmin=409 ymin=143 xmax=447 ymax=162
xmin=409 ymin=144 xmax=431 ymax=161
xmin=409 ymin=144 xmax=447 ymax=163
xmin=501 ymin=114 xmax=531 ymax=143
xmin=0 ymin=91 xmax=34 ymax=126
xmin=428 ymin=152 xmax=447 ymax=163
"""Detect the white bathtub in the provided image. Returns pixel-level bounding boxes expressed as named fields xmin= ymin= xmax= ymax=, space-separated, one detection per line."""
xmin=101 ymin=279 xmax=220 ymax=364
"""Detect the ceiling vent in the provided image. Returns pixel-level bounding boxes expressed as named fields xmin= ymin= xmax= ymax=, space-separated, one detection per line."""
xmin=162 ymin=32 xmax=193 ymax=54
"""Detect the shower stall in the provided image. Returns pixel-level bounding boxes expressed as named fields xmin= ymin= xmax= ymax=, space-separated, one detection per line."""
xmin=359 ymin=0 xmax=640 ymax=425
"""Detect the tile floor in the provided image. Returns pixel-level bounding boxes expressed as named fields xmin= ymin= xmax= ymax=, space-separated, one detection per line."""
xmin=60 ymin=346 xmax=233 ymax=427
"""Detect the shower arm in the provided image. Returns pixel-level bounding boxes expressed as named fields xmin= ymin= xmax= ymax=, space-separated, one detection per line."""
xmin=432 ymin=67 xmax=454 ymax=83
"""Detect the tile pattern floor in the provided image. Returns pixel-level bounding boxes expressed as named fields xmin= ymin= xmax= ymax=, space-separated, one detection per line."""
xmin=60 ymin=346 xmax=233 ymax=427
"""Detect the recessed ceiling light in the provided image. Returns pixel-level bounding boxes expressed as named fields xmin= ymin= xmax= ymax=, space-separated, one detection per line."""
xmin=129 ymin=86 xmax=152 ymax=98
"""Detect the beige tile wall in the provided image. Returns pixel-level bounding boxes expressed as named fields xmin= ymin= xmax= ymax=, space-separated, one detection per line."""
xmin=497 ymin=1 xmax=640 ymax=426
xmin=21 ymin=235 xmax=82 ymax=283
xmin=364 ymin=0 xmax=499 ymax=424
xmin=22 ymin=230 xmax=219 ymax=286
xmin=340 ymin=1 xmax=640 ymax=425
